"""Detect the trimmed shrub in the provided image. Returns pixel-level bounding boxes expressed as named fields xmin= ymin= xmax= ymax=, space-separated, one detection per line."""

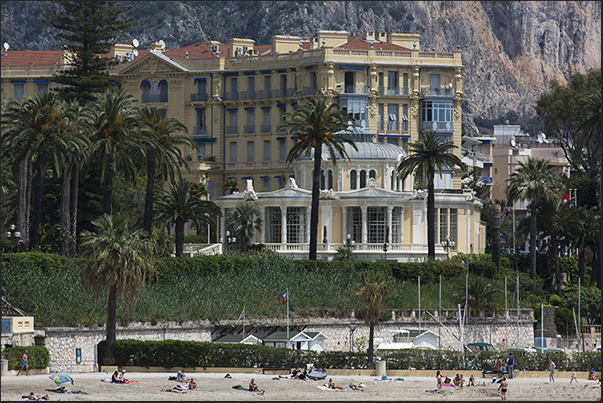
xmin=3 ymin=346 xmax=49 ymax=370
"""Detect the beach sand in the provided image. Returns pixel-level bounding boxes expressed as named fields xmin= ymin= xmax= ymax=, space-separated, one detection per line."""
xmin=1 ymin=371 xmax=600 ymax=401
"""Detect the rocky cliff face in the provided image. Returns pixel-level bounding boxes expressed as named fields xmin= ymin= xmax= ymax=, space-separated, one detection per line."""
xmin=1 ymin=1 xmax=600 ymax=134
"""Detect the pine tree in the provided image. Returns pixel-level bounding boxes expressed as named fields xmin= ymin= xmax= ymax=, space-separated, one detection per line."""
xmin=44 ymin=1 xmax=135 ymax=104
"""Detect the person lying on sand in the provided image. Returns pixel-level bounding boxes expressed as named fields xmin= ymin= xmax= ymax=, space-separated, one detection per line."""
xmin=160 ymin=388 xmax=186 ymax=394
xmin=348 ymin=382 xmax=363 ymax=391
xmin=327 ymin=378 xmax=346 ymax=390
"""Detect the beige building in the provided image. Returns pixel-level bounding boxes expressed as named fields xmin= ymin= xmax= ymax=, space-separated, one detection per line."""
xmin=1 ymin=30 xmax=486 ymax=259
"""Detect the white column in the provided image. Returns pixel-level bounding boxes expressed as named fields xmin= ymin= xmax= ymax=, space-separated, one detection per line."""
xmin=342 ymin=207 xmax=348 ymax=240
xmin=466 ymin=205 xmax=471 ymax=253
xmin=281 ymin=206 xmax=287 ymax=244
xmin=305 ymin=208 xmax=311 ymax=243
xmin=261 ymin=207 xmax=266 ymax=243
xmin=387 ymin=205 xmax=393 ymax=243
xmin=400 ymin=207 xmax=405 ymax=243
xmin=361 ymin=204 xmax=368 ymax=244
xmin=221 ymin=214 xmax=226 ymax=240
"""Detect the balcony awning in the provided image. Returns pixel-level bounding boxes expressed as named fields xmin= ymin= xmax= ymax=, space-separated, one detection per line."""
xmin=193 ymin=137 xmax=216 ymax=143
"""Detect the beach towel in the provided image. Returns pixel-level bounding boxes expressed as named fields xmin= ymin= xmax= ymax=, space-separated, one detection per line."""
xmin=173 ymin=384 xmax=199 ymax=391
xmin=317 ymin=385 xmax=347 ymax=391
xmin=100 ymin=379 xmax=140 ymax=385
xmin=232 ymin=385 xmax=252 ymax=391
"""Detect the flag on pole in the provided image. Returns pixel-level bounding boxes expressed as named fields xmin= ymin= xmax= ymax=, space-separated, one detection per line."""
xmin=236 ymin=307 xmax=245 ymax=322
xmin=281 ymin=290 xmax=288 ymax=304
xmin=560 ymin=191 xmax=570 ymax=205
xmin=505 ymin=201 xmax=513 ymax=217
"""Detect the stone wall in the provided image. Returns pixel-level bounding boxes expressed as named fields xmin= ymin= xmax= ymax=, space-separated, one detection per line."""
xmin=37 ymin=316 xmax=538 ymax=373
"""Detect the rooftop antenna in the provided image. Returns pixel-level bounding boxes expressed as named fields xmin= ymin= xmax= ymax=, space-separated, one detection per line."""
xmin=3 ymin=42 xmax=9 ymax=52
xmin=132 ymin=48 xmax=139 ymax=57
xmin=132 ymin=38 xmax=139 ymax=48
xmin=511 ymin=138 xmax=516 ymax=147
xmin=185 ymin=49 xmax=189 ymax=58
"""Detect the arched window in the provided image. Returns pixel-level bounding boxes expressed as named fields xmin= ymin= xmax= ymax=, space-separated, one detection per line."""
xmin=141 ymin=80 xmax=151 ymax=103
xmin=320 ymin=170 xmax=326 ymax=190
xmin=390 ymin=169 xmax=396 ymax=190
xmin=350 ymin=170 xmax=357 ymax=190
xmin=158 ymin=80 xmax=168 ymax=102
xmin=369 ymin=169 xmax=376 ymax=180
xmin=359 ymin=170 xmax=367 ymax=188
xmin=327 ymin=169 xmax=333 ymax=190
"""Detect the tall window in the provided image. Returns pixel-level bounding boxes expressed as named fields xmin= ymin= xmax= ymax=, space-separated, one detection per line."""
xmin=344 ymin=71 xmax=355 ymax=93
xmin=392 ymin=207 xmax=402 ymax=243
xmin=279 ymin=139 xmax=286 ymax=160
xmin=248 ymin=76 xmax=255 ymax=98
xmin=245 ymin=109 xmax=255 ymax=133
xmin=37 ymin=83 xmax=48 ymax=93
xmin=359 ymin=170 xmax=367 ymax=188
xmin=319 ymin=169 xmax=334 ymax=190
xmin=196 ymin=109 xmax=206 ymax=134
xmin=340 ymin=97 xmax=368 ymax=128
xmin=430 ymin=74 xmax=440 ymax=90
xmin=266 ymin=207 xmax=281 ymax=243
xmin=13 ymin=83 xmax=24 ymax=101
xmin=197 ymin=143 xmax=206 ymax=160
xmin=263 ymin=178 xmax=271 ymax=192
xmin=310 ymin=72 xmax=317 ymax=90
xmin=262 ymin=108 xmax=271 ymax=132
xmin=350 ymin=170 xmax=357 ymax=190
xmin=402 ymin=73 xmax=408 ymax=95
xmin=286 ymin=207 xmax=306 ymax=243
xmin=280 ymin=74 xmax=287 ymax=97
xmin=195 ymin=79 xmax=206 ymax=100
xmin=157 ymin=80 xmax=168 ymax=102
xmin=278 ymin=105 xmax=286 ymax=131
xmin=230 ymin=77 xmax=238 ymax=94
xmin=368 ymin=207 xmax=387 ymax=243
xmin=450 ymin=208 xmax=457 ymax=250
xmin=347 ymin=207 xmax=362 ymax=242
xmin=402 ymin=104 xmax=408 ymax=131
xmin=264 ymin=75 xmax=271 ymax=97
xmin=229 ymin=141 xmax=237 ymax=162
xmin=227 ymin=110 xmax=238 ymax=134
xmin=369 ymin=169 xmax=376 ymax=181
xmin=378 ymin=103 xmax=384 ymax=131
xmin=247 ymin=141 xmax=254 ymax=162
xmin=387 ymin=104 xmax=399 ymax=130
xmin=378 ymin=72 xmax=384 ymax=94
xmin=439 ymin=208 xmax=448 ymax=243
xmin=264 ymin=140 xmax=271 ymax=161
xmin=387 ymin=71 xmax=398 ymax=94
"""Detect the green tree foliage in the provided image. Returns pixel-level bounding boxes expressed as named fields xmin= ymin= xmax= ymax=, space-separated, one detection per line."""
xmin=226 ymin=203 xmax=263 ymax=253
xmin=396 ymin=131 xmax=464 ymax=259
xmin=560 ymin=286 xmax=601 ymax=325
xmin=223 ymin=178 xmax=240 ymax=194
xmin=79 ymin=214 xmax=156 ymax=365
xmin=453 ymin=276 xmax=502 ymax=317
xmin=153 ymin=178 xmax=221 ymax=257
xmin=535 ymin=69 xmax=601 ymax=181
xmin=277 ymin=98 xmax=358 ymax=260
xmin=507 ymin=157 xmax=563 ymax=292
xmin=44 ymin=1 xmax=135 ymax=104
xmin=352 ymin=270 xmax=395 ymax=369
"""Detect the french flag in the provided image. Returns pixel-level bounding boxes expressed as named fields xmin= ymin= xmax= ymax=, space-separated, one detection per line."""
xmin=281 ymin=290 xmax=288 ymax=304
xmin=560 ymin=191 xmax=570 ymax=205
xmin=505 ymin=201 xmax=512 ymax=217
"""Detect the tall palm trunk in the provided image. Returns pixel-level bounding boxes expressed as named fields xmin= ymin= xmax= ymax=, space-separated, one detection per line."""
xmin=309 ymin=141 xmax=323 ymax=260
xmin=103 ymin=283 xmax=118 ymax=366
xmin=492 ymin=204 xmax=501 ymax=271
xmin=367 ymin=323 xmax=375 ymax=369
xmin=29 ymin=164 xmax=44 ymax=250
xmin=551 ymin=235 xmax=562 ymax=295
xmin=143 ymin=151 xmax=157 ymax=238
xmin=17 ymin=160 xmax=28 ymax=236
xmin=427 ymin=176 xmax=435 ymax=259
xmin=591 ymin=239 xmax=600 ymax=287
xmin=70 ymin=165 xmax=79 ymax=255
xmin=60 ymin=157 xmax=72 ymax=256
xmin=529 ymin=204 xmax=538 ymax=293
xmin=103 ymin=147 xmax=115 ymax=215
xmin=25 ymin=163 xmax=33 ymax=242
xmin=175 ymin=219 xmax=185 ymax=257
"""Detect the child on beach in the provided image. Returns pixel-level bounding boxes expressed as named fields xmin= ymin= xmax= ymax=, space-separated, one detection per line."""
xmin=498 ymin=377 xmax=508 ymax=401
xmin=468 ymin=374 xmax=476 ymax=386
xmin=548 ymin=359 xmax=556 ymax=383
xmin=570 ymin=369 xmax=579 ymax=384
xmin=436 ymin=370 xmax=443 ymax=389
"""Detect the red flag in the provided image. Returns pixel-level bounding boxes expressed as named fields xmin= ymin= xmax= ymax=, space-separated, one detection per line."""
xmin=560 ymin=191 xmax=570 ymax=205
xmin=281 ymin=290 xmax=288 ymax=304
xmin=505 ymin=201 xmax=512 ymax=217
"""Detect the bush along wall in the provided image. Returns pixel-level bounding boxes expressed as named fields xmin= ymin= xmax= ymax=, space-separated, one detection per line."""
xmin=3 ymin=346 xmax=50 ymax=370
xmin=98 ymin=340 xmax=601 ymax=372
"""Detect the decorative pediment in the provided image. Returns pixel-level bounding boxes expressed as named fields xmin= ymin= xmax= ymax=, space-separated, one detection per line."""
xmin=118 ymin=51 xmax=189 ymax=76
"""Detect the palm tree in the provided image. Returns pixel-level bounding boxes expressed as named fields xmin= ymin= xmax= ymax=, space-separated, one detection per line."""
xmin=87 ymin=89 xmax=146 ymax=215
xmin=454 ymin=276 xmax=502 ymax=317
xmin=352 ymin=270 xmax=395 ymax=369
xmin=277 ymin=98 xmax=358 ymax=260
xmin=190 ymin=182 xmax=209 ymax=199
xmin=79 ymin=214 xmax=155 ymax=366
xmin=1 ymin=92 xmax=77 ymax=249
xmin=507 ymin=157 xmax=563 ymax=292
xmin=224 ymin=178 xmax=239 ymax=194
xmin=396 ymin=130 xmax=464 ymax=259
xmin=226 ymin=203 xmax=263 ymax=253
xmin=154 ymin=178 xmax=222 ymax=257
xmin=563 ymin=206 xmax=600 ymax=286
xmin=139 ymin=106 xmax=195 ymax=238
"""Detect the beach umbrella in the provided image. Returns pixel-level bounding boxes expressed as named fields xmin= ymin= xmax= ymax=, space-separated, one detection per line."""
xmin=49 ymin=373 xmax=74 ymax=387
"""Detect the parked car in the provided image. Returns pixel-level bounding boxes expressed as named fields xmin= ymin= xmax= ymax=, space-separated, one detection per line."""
xmin=519 ymin=250 xmax=530 ymax=257
xmin=506 ymin=346 xmax=538 ymax=353
xmin=534 ymin=347 xmax=565 ymax=353
xmin=466 ymin=342 xmax=497 ymax=352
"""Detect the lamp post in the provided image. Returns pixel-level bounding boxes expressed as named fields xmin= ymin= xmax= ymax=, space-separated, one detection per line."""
xmin=344 ymin=234 xmax=355 ymax=261
xmin=383 ymin=226 xmax=389 ymax=261
xmin=440 ymin=235 xmax=455 ymax=259
xmin=224 ymin=230 xmax=236 ymax=253
xmin=348 ymin=318 xmax=357 ymax=352
xmin=6 ymin=224 xmax=21 ymax=253
xmin=255 ymin=320 xmax=262 ymax=368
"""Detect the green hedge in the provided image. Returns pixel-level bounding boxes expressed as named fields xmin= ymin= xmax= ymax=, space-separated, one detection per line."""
xmin=3 ymin=346 xmax=50 ymax=370
xmin=98 ymin=339 xmax=601 ymax=372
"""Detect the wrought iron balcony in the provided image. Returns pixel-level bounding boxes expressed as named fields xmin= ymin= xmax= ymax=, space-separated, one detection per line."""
xmin=190 ymin=93 xmax=208 ymax=102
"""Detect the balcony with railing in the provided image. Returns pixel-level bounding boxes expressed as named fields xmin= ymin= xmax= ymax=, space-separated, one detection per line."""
xmin=223 ymin=92 xmax=239 ymax=101
xmin=243 ymin=125 xmax=255 ymax=134
xmin=190 ymin=92 xmax=208 ymax=102
xmin=195 ymin=127 xmax=208 ymax=135
xmin=225 ymin=126 xmax=238 ymax=135
xmin=462 ymin=151 xmax=485 ymax=169
xmin=421 ymin=87 xmax=454 ymax=97
xmin=255 ymin=90 xmax=272 ymax=99
xmin=377 ymin=86 xmax=409 ymax=96
xmin=337 ymin=85 xmax=369 ymax=94
xmin=259 ymin=124 xmax=271 ymax=133
xmin=272 ymin=88 xmax=295 ymax=98
xmin=240 ymin=91 xmax=256 ymax=100
xmin=422 ymin=121 xmax=453 ymax=132
xmin=142 ymin=94 xmax=168 ymax=103
xmin=302 ymin=87 xmax=318 ymax=96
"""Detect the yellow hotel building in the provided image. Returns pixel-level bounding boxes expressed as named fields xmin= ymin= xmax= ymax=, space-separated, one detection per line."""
xmin=1 ymin=30 xmax=486 ymax=260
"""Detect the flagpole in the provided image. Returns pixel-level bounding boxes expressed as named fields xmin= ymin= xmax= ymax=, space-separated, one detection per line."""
xmin=286 ymin=288 xmax=290 ymax=347
xmin=243 ymin=305 xmax=245 ymax=339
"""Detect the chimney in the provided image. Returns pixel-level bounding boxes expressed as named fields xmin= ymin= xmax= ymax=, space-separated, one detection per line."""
xmin=150 ymin=42 xmax=163 ymax=52
xmin=365 ymin=31 xmax=375 ymax=41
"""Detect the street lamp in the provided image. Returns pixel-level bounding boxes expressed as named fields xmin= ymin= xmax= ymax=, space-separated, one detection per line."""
xmin=440 ymin=235 xmax=455 ymax=259
xmin=348 ymin=318 xmax=357 ymax=352
xmin=224 ymin=230 xmax=236 ymax=253
xmin=344 ymin=234 xmax=355 ymax=261
xmin=383 ymin=226 xmax=389 ymax=261
xmin=6 ymin=224 xmax=22 ymax=252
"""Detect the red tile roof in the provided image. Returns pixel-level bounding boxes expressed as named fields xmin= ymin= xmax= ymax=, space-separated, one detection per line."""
xmin=1 ymin=50 xmax=61 ymax=66
xmin=338 ymin=35 xmax=411 ymax=51
xmin=162 ymin=41 xmax=229 ymax=59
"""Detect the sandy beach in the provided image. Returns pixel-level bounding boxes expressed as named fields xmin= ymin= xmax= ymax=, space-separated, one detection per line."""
xmin=1 ymin=370 xmax=600 ymax=401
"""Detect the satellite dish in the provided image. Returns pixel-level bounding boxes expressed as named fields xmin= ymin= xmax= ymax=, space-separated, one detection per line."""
xmin=132 ymin=39 xmax=139 ymax=48
xmin=511 ymin=139 xmax=516 ymax=147
xmin=3 ymin=42 xmax=9 ymax=51
xmin=449 ymin=83 xmax=453 ymax=88
xmin=538 ymin=136 xmax=543 ymax=144
xmin=541 ymin=133 xmax=546 ymax=139
xmin=159 ymin=39 xmax=166 ymax=50
xmin=505 ymin=120 xmax=510 ymax=125
xmin=133 ymin=49 xmax=139 ymax=57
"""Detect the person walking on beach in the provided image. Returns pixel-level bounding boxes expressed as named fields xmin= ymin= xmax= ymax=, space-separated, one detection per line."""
xmin=16 ymin=350 xmax=28 ymax=376
xmin=496 ymin=356 xmax=504 ymax=379
xmin=498 ymin=377 xmax=508 ymax=400
xmin=548 ymin=359 xmax=556 ymax=383
xmin=569 ymin=368 xmax=579 ymax=385
xmin=506 ymin=353 xmax=515 ymax=379
xmin=436 ymin=370 xmax=443 ymax=389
